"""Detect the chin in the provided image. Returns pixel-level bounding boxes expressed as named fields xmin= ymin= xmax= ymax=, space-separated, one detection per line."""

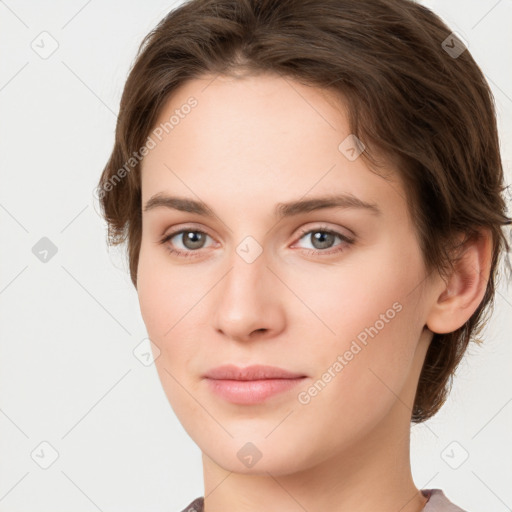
xmin=198 ymin=432 xmax=316 ymax=476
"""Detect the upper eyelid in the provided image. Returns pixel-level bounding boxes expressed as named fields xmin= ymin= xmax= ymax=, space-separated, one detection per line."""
xmin=296 ymin=223 xmax=353 ymax=238
xmin=162 ymin=224 xmax=215 ymax=243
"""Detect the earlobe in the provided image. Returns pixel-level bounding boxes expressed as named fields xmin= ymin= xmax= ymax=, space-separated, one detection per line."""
xmin=425 ymin=229 xmax=493 ymax=334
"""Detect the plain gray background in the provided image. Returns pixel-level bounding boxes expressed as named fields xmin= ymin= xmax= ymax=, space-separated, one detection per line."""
xmin=1 ymin=1 xmax=511 ymax=511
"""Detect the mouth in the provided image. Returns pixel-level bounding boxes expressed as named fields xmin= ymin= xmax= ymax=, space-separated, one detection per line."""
xmin=202 ymin=364 xmax=307 ymax=404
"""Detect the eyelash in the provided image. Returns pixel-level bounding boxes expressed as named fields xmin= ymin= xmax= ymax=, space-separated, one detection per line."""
xmin=158 ymin=225 xmax=355 ymax=259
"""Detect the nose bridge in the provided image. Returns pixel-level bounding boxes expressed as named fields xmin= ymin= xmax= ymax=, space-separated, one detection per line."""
xmin=213 ymin=237 xmax=280 ymax=339
xmin=221 ymin=241 xmax=269 ymax=310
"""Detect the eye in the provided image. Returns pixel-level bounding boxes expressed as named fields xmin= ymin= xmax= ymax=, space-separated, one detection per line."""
xmin=159 ymin=224 xmax=355 ymax=259
xmin=292 ymin=225 xmax=354 ymax=256
xmin=159 ymin=228 xmax=214 ymax=258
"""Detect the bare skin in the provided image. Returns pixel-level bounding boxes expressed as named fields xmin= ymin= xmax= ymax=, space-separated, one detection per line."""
xmin=136 ymin=73 xmax=492 ymax=512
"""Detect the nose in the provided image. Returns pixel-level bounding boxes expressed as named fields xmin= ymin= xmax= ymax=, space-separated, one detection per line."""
xmin=212 ymin=248 xmax=286 ymax=343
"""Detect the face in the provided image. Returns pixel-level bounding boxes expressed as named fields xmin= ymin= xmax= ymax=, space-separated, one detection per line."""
xmin=137 ymin=73 xmax=435 ymax=475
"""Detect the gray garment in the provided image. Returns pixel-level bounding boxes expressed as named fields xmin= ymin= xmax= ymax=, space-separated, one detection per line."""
xmin=179 ymin=488 xmax=467 ymax=512
xmin=422 ymin=489 xmax=467 ymax=511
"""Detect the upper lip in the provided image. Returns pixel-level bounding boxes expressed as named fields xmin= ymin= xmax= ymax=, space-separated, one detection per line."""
xmin=203 ymin=364 xmax=306 ymax=380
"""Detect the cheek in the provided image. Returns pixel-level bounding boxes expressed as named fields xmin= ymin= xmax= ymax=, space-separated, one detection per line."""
xmin=136 ymin=241 xmax=197 ymax=339
xmin=136 ymin=242 xmax=212 ymax=387
xmin=291 ymin=296 xmax=422 ymax=445
xmin=283 ymin=242 xmax=423 ymax=347
xmin=136 ymin=250 xmax=200 ymax=413
xmin=287 ymin=245 xmax=425 ymax=407
xmin=136 ymin=256 xmax=169 ymax=340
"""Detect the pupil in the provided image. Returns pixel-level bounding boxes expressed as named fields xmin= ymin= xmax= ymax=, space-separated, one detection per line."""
xmin=313 ymin=231 xmax=333 ymax=249
xmin=184 ymin=231 xmax=204 ymax=249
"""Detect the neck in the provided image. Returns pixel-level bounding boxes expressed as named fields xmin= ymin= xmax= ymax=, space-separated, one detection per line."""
xmin=201 ymin=403 xmax=428 ymax=512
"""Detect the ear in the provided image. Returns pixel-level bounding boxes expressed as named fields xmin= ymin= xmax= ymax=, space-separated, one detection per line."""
xmin=425 ymin=229 xmax=493 ymax=334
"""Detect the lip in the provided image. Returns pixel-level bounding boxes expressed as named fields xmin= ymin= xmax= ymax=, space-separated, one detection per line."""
xmin=203 ymin=364 xmax=307 ymax=405
xmin=203 ymin=364 xmax=306 ymax=380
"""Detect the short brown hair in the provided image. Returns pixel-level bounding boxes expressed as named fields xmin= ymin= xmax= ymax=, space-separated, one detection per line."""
xmin=96 ymin=0 xmax=511 ymax=423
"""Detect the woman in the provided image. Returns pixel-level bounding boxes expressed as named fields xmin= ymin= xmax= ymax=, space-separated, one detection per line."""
xmin=96 ymin=0 xmax=511 ymax=510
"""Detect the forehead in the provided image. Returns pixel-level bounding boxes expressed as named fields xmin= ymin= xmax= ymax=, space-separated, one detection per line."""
xmin=146 ymin=72 xmax=350 ymax=156
xmin=140 ymin=73 xmax=408 ymax=224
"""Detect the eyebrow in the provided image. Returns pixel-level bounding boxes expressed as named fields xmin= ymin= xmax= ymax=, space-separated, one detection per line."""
xmin=143 ymin=192 xmax=381 ymax=218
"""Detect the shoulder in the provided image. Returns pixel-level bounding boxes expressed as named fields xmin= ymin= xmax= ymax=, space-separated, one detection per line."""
xmin=421 ymin=489 xmax=468 ymax=511
xmin=179 ymin=496 xmax=204 ymax=512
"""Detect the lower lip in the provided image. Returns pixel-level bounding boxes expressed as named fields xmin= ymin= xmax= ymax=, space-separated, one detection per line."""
xmin=205 ymin=377 xmax=306 ymax=404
